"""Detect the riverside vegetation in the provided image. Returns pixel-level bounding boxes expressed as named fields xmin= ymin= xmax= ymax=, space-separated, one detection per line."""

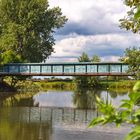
xmin=89 ymin=81 xmax=140 ymax=140
xmin=1 ymin=75 xmax=136 ymax=92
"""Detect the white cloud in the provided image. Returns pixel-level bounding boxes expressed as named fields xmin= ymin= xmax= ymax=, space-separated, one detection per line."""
xmin=49 ymin=0 xmax=127 ymax=23
xmin=50 ymin=0 xmax=129 ymax=35
xmin=101 ymin=56 xmax=121 ymax=62
xmin=47 ymin=33 xmax=140 ymax=62
xmin=47 ymin=0 xmax=139 ymax=62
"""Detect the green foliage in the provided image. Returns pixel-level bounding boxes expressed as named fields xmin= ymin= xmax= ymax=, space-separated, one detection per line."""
xmin=78 ymin=52 xmax=90 ymax=62
xmin=107 ymin=80 xmax=135 ymax=92
xmin=89 ymin=82 xmax=140 ymax=140
xmin=121 ymin=47 xmax=140 ymax=79
xmin=125 ymin=125 xmax=140 ymax=140
xmin=133 ymin=81 xmax=140 ymax=91
xmin=89 ymin=96 xmax=123 ymax=128
xmin=0 ymin=0 xmax=67 ymax=87
xmin=120 ymin=0 xmax=140 ymax=33
xmin=91 ymin=55 xmax=101 ymax=62
xmin=0 ymin=0 xmax=67 ymax=63
xmin=35 ymin=81 xmax=76 ymax=91
xmin=1 ymin=50 xmax=22 ymax=64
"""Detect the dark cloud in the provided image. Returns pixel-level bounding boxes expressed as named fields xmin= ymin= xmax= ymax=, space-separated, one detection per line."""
xmin=55 ymin=4 xmax=127 ymax=36
xmin=87 ymin=47 xmax=124 ymax=58
xmin=56 ymin=21 xmax=124 ymax=36
xmin=48 ymin=0 xmax=134 ymax=62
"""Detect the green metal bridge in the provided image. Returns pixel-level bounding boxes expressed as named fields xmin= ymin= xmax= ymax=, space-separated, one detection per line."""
xmin=0 ymin=62 xmax=131 ymax=76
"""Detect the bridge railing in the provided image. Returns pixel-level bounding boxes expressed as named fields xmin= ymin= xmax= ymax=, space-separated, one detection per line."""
xmin=0 ymin=62 xmax=130 ymax=76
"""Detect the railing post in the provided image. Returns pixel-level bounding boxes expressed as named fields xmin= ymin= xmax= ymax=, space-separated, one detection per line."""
xmin=18 ymin=65 xmax=20 ymax=73
xmin=120 ymin=64 xmax=122 ymax=74
xmin=85 ymin=64 xmax=87 ymax=74
xmin=97 ymin=64 xmax=99 ymax=73
xmin=29 ymin=65 xmax=31 ymax=74
xmin=74 ymin=65 xmax=76 ymax=73
xmin=108 ymin=64 xmax=110 ymax=73
xmin=51 ymin=65 xmax=53 ymax=73
xmin=62 ymin=65 xmax=64 ymax=74
xmin=40 ymin=65 xmax=42 ymax=74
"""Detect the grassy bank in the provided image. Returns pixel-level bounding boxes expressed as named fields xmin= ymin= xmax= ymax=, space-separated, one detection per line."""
xmin=28 ymin=80 xmax=136 ymax=92
xmin=1 ymin=77 xmax=137 ymax=92
xmin=35 ymin=80 xmax=76 ymax=91
xmin=100 ymin=80 xmax=136 ymax=92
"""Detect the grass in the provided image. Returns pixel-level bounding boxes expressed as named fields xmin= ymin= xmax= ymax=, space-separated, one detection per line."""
xmin=35 ymin=80 xmax=76 ymax=91
xmin=2 ymin=77 xmax=137 ymax=93
xmin=100 ymin=80 xmax=136 ymax=92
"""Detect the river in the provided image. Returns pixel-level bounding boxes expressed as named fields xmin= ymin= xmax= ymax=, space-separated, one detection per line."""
xmin=0 ymin=89 xmax=131 ymax=140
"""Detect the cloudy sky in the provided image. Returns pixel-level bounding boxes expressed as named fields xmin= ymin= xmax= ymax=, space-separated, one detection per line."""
xmin=47 ymin=0 xmax=140 ymax=62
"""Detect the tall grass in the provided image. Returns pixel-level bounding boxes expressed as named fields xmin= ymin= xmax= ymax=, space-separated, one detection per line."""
xmin=35 ymin=81 xmax=76 ymax=91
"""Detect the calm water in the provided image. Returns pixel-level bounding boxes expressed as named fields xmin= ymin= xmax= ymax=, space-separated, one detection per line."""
xmin=0 ymin=89 xmax=130 ymax=140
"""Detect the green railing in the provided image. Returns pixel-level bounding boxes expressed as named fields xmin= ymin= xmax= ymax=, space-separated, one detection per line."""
xmin=0 ymin=62 xmax=130 ymax=76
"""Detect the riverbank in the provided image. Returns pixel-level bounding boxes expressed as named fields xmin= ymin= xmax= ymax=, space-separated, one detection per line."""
xmin=100 ymin=80 xmax=136 ymax=92
xmin=35 ymin=80 xmax=76 ymax=91
xmin=35 ymin=80 xmax=136 ymax=92
xmin=0 ymin=78 xmax=136 ymax=93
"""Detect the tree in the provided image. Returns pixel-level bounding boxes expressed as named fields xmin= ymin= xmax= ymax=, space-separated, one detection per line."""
xmin=73 ymin=88 xmax=101 ymax=109
xmin=1 ymin=50 xmax=22 ymax=65
xmin=89 ymin=55 xmax=101 ymax=87
xmin=120 ymin=0 xmax=140 ymax=33
xmin=121 ymin=47 xmax=140 ymax=79
xmin=75 ymin=52 xmax=90 ymax=87
xmin=91 ymin=55 xmax=101 ymax=62
xmin=89 ymin=1 xmax=140 ymax=139
xmin=75 ymin=53 xmax=101 ymax=88
xmin=78 ymin=52 xmax=90 ymax=62
xmin=0 ymin=0 xmax=67 ymax=63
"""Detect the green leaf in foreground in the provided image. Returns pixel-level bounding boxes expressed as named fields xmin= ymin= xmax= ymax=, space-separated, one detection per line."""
xmin=125 ymin=125 xmax=140 ymax=140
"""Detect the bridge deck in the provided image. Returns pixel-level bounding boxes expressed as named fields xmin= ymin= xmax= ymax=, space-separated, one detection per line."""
xmin=0 ymin=62 xmax=131 ymax=76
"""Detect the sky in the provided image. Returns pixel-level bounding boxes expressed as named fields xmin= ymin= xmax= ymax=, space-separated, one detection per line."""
xmin=47 ymin=0 xmax=140 ymax=62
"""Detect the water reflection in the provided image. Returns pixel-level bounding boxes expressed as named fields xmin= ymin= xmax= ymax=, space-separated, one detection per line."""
xmin=0 ymin=89 xmax=130 ymax=140
xmin=73 ymin=88 xmax=101 ymax=109
xmin=0 ymin=107 xmax=128 ymax=140
xmin=0 ymin=107 xmax=53 ymax=140
xmin=0 ymin=107 xmax=94 ymax=140
xmin=0 ymin=92 xmax=38 ymax=107
xmin=34 ymin=91 xmax=74 ymax=108
xmin=0 ymin=88 xmax=129 ymax=108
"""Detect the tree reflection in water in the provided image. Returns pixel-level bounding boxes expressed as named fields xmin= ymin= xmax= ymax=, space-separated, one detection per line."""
xmin=109 ymin=91 xmax=128 ymax=99
xmin=0 ymin=89 xmax=129 ymax=140
xmin=0 ymin=121 xmax=52 ymax=140
xmin=73 ymin=87 xmax=128 ymax=109
xmin=73 ymin=88 xmax=101 ymax=109
xmin=0 ymin=92 xmax=38 ymax=107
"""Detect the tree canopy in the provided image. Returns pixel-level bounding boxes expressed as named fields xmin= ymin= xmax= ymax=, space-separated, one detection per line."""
xmin=121 ymin=47 xmax=140 ymax=79
xmin=78 ymin=52 xmax=90 ymax=62
xmin=91 ymin=55 xmax=101 ymax=62
xmin=120 ymin=0 xmax=140 ymax=33
xmin=0 ymin=0 xmax=67 ymax=63
xmin=120 ymin=0 xmax=140 ymax=79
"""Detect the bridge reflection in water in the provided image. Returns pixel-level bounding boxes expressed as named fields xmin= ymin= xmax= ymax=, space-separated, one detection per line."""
xmin=2 ymin=107 xmax=97 ymax=124
xmin=0 ymin=107 xmax=128 ymax=140
xmin=0 ymin=62 xmax=130 ymax=76
xmin=0 ymin=107 xmax=98 ymax=140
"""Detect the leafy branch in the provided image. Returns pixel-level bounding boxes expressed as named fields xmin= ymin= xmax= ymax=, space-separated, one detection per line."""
xmin=89 ymin=82 xmax=140 ymax=140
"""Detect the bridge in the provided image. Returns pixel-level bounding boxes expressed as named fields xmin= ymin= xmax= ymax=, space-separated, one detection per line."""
xmin=0 ymin=62 xmax=131 ymax=76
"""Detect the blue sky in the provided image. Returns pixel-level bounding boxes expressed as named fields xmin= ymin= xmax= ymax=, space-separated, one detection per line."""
xmin=47 ymin=0 xmax=140 ymax=62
